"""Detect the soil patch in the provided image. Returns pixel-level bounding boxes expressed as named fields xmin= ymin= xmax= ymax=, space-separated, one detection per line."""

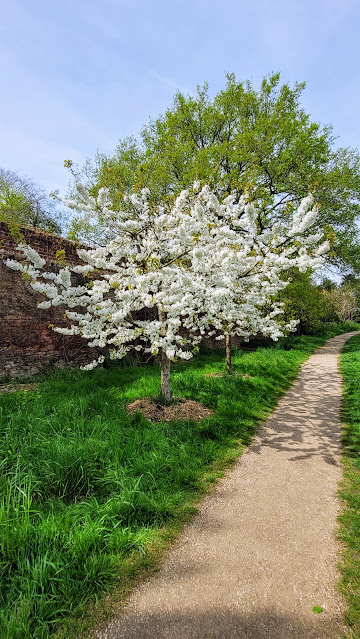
xmin=127 ymin=398 xmax=213 ymax=422
xmin=0 ymin=383 xmax=37 ymax=394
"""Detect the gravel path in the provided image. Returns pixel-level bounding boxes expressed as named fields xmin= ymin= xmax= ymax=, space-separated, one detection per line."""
xmin=95 ymin=332 xmax=358 ymax=639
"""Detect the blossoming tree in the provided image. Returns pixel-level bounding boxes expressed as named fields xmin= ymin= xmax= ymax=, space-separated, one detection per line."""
xmin=6 ymin=182 xmax=328 ymax=401
xmin=189 ymin=189 xmax=329 ymax=370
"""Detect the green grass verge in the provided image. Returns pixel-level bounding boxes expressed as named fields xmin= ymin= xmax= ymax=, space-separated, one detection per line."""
xmin=340 ymin=335 xmax=360 ymax=638
xmin=0 ymin=323 xmax=358 ymax=639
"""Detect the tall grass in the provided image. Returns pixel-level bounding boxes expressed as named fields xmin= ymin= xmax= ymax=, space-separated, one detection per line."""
xmin=0 ymin=323 xmax=358 ymax=638
xmin=339 ymin=335 xmax=360 ymax=638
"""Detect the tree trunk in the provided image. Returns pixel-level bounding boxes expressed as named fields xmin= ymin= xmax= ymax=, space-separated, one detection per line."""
xmin=161 ymin=348 xmax=172 ymax=402
xmin=158 ymin=307 xmax=172 ymax=402
xmin=226 ymin=334 xmax=232 ymax=373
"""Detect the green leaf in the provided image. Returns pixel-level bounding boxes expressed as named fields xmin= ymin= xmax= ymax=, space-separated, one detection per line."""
xmin=312 ymin=606 xmax=323 ymax=614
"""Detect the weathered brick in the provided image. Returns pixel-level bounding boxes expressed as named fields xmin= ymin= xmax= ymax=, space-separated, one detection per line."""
xmin=0 ymin=222 xmax=103 ymax=379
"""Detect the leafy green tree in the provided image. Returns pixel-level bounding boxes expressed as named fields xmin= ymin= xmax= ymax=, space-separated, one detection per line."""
xmin=0 ymin=168 xmax=63 ymax=234
xmin=71 ymin=73 xmax=360 ymax=273
xmin=280 ymin=271 xmax=338 ymax=334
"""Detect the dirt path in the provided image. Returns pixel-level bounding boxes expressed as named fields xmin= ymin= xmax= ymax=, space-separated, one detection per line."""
xmin=95 ymin=332 xmax=358 ymax=639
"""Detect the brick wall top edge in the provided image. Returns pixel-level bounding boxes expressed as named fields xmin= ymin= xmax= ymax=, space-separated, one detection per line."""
xmin=0 ymin=222 xmax=91 ymax=264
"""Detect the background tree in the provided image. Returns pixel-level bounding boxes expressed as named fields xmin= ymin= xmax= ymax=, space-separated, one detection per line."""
xmin=324 ymin=284 xmax=359 ymax=322
xmin=0 ymin=168 xmax=65 ymax=234
xmin=279 ymin=271 xmax=338 ymax=334
xmin=279 ymin=270 xmax=360 ymax=334
xmin=70 ymin=73 xmax=360 ymax=273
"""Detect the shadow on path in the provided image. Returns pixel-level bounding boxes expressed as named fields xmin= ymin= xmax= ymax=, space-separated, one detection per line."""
xmin=250 ymin=333 xmax=360 ymax=467
xmin=98 ymin=608 xmax=342 ymax=639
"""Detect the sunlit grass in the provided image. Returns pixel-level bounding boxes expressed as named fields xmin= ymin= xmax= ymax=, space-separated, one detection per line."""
xmin=0 ymin=323 xmax=358 ymax=638
xmin=339 ymin=335 xmax=360 ymax=638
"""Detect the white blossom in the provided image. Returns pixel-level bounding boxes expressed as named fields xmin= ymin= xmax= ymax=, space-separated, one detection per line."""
xmin=5 ymin=181 xmax=328 ymax=372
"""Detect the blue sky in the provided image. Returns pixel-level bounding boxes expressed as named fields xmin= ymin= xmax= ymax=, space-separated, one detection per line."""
xmin=1 ymin=0 xmax=360 ymax=197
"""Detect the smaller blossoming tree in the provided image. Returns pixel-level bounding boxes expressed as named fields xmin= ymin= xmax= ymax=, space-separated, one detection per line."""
xmin=5 ymin=182 xmax=328 ymax=401
xmin=191 ymin=190 xmax=328 ymax=370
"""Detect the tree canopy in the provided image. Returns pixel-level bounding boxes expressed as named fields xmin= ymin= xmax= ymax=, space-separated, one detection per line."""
xmin=0 ymin=168 xmax=63 ymax=234
xmin=70 ymin=73 xmax=360 ymax=274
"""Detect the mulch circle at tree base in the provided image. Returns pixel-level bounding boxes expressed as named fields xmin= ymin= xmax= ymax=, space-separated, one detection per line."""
xmin=127 ymin=397 xmax=213 ymax=422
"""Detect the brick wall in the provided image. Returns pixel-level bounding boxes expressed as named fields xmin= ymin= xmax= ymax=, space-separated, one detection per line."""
xmin=0 ymin=222 xmax=103 ymax=379
xmin=0 ymin=222 xmax=263 ymax=379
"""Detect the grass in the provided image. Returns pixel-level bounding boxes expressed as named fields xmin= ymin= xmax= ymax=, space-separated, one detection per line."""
xmin=339 ymin=334 xmax=360 ymax=638
xmin=0 ymin=322 xmax=358 ymax=639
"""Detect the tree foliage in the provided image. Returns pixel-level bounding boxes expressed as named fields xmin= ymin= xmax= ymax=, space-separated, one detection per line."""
xmin=279 ymin=271 xmax=360 ymax=334
xmin=325 ymin=284 xmax=359 ymax=322
xmin=280 ymin=271 xmax=337 ymax=334
xmin=71 ymin=73 xmax=360 ymax=273
xmin=0 ymin=168 xmax=63 ymax=234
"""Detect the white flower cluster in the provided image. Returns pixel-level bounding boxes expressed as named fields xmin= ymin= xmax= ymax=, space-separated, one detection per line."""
xmin=6 ymin=182 xmax=328 ymax=369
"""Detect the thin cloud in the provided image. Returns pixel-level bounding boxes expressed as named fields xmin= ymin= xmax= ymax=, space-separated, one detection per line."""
xmin=146 ymin=68 xmax=194 ymax=96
